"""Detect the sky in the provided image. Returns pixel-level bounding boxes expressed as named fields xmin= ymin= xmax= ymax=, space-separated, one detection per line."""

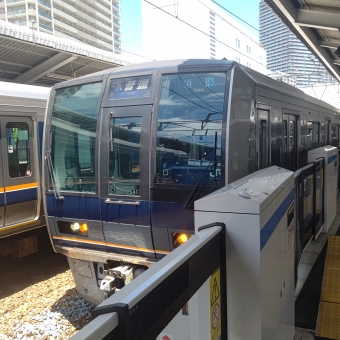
xmin=120 ymin=0 xmax=260 ymax=60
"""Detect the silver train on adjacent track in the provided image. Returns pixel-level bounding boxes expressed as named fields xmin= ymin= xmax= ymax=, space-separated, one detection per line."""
xmin=38 ymin=59 xmax=339 ymax=305
xmin=0 ymin=82 xmax=49 ymax=257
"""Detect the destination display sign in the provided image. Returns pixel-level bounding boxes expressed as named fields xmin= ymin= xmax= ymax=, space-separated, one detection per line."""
xmin=109 ymin=75 xmax=152 ymax=99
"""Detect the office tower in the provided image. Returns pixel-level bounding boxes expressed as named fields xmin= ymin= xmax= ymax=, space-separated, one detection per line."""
xmin=259 ymin=0 xmax=333 ymax=86
xmin=0 ymin=0 xmax=121 ymax=53
xmin=142 ymin=0 xmax=266 ymax=73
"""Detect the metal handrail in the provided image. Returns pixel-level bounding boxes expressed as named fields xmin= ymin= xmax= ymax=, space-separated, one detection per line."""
xmin=71 ymin=224 xmax=226 ymax=340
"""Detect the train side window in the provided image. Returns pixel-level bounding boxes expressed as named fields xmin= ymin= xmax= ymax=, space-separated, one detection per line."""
xmin=156 ymin=72 xmax=226 ymax=185
xmin=109 ymin=116 xmax=142 ymax=196
xmin=320 ymin=123 xmax=325 ymax=147
xmin=6 ymin=122 xmax=31 ymax=178
xmin=289 ymin=120 xmax=297 ymax=170
xmin=330 ymin=124 xmax=338 ymax=147
xmin=259 ymin=119 xmax=268 ymax=169
xmin=325 ymin=120 xmax=331 ymax=145
xmin=307 ymin=121 xmax=319 ymax=150
xmin=282 ymin=120 xmax=287 ymax=169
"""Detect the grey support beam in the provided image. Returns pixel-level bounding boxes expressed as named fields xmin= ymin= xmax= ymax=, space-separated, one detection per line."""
xmin=267 ymin=0 xmax=340 ymax=81
xmin=0 ymin=59 xmax=32 ymax=68
xmin=295 ymin=9 xmax=340 ymax=31
xmin=319 ymin=41 xmax=340 ymax=49
xmin=13 ymin=52 xmax=77 ymax=84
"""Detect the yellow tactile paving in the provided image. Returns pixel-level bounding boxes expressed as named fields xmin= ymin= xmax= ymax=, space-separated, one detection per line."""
xmin=317 ymin=302 xmax=340 ymax=339
xmin=316 ymin=236 xmax=340 ymax=339
xmin=321 ymin=288 xmax=340 ymax=304
xmin=326 ymin=252 xmax=340 ymax=261
xmin=328 ymin=236 xmax=340 ymax=250
xmin=325 ymin=259 xmax=340 ymax=270
xmin=322 ymin=277 xmax=340 ymax=291
xmin=324 ymin=267 xmax=340 ymax=280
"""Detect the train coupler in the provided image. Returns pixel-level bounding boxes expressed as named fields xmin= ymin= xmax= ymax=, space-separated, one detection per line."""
xmin=99 ymin=265 xmax=134 ymax=293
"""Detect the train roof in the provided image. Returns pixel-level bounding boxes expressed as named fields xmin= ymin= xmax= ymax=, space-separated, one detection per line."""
xmin=0 ymin=81 xmax=50 ymax=100
xmin=53 ymin=59 xmax=339 ymax=113
xmin=54 ymin=59 xmax=236 ymax=87
xmin=237 ymin=65 xmax=339 ymax=113
xmin=106 ymin=59 xmax=236 ymax=75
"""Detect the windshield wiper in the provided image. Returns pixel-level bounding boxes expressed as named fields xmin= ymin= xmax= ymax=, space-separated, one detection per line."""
xmin=46 ymin=150 xmax=64 ymax=200
xmin=184 ymin=132 xmax=220 ymax=210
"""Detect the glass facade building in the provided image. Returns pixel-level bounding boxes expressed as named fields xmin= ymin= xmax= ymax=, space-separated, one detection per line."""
xmin=259 ymin=0 xmax=333 ymax=87
xmin=0 ymin=0 xmax=121 ymax=53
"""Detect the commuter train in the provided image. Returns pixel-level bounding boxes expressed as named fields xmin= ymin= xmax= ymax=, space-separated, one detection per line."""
xmin=0 ymin=82 xmax=49 ymax=257
xmin=42 ymin=59 xmax=340 ymax=305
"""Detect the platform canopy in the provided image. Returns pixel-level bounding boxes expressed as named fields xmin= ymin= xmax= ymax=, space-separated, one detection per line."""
xmin=0 ymin=21 xmax=131 ymax=87
xmin=264 ymin=0 xmax=340 ymax=82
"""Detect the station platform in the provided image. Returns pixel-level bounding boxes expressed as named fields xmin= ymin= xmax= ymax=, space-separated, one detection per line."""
xmin=294 ymin=194 xmax=340 ymax=340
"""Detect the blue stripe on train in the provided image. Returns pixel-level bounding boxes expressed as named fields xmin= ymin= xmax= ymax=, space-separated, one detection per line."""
xmin=6 ymin=188 xmax=38 ymax=205
xmin=46 ymin=195 xmax=102 ymax=221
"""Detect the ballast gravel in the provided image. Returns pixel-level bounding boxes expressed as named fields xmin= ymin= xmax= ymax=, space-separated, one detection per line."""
xmin=0 ymin=268 xmax=95 ymax=340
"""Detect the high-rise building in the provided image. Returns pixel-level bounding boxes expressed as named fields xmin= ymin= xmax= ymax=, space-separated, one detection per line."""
xmin=142 ymin=0 xmax=267 ymax=73
xmin=0 ymin=0 xmax=121 ymax=53
xmin=259 ymin=0 xmax=333 ymax=87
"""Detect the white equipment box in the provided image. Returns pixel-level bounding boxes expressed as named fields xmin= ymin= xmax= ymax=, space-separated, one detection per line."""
xmin=195 ymin=166 xmax=295 ymax=340
xmin=308 ymin=146 xmax=338 ymax=233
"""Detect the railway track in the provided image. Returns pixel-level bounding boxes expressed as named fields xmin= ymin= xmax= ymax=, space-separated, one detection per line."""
xmin=0 ymin=229 xmax=94 ymax=339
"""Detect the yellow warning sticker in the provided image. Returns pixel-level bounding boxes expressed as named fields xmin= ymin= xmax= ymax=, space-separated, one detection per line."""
xmin=210 ymin=268 xmax=221 ymax=340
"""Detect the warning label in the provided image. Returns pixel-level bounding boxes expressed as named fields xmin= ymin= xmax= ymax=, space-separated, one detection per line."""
xmin=210 ymin=268 xmax=221 ymax=340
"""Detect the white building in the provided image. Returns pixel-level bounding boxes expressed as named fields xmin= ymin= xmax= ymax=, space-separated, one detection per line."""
xmin=142 ymin=0 xmax=266 ymax=73
xmin=0 ymin=0 xmax=121 ymax=53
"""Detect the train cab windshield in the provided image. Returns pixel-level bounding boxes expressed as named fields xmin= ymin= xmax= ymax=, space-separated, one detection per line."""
xmin=50 ymin=82 xmax=102 ymax=193
xmin=48 ymin=71 xmax=228 ymax=201
xmin=156 ymin=72 xmax=226 ymax=187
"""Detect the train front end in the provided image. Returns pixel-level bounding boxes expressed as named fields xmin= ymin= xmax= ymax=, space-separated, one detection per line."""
xmin=43 ymin=60 xmax=232 ymax=304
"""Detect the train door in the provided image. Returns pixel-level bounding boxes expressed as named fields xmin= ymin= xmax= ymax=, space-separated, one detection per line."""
xmin=0 ymin=117 xmax=38 ymax=228
xmin=283 ymin=114 xmax=298 ymax=171
xmin=257 ymin=107 xmax=270 ymax=170
xmin=100 ymin=106 xmax=154 ymax=257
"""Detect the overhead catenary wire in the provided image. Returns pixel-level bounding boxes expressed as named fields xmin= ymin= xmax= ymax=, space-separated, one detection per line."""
xmin=125 ymin=0 xmax=334 ymax=88
xmin=209 ymin=0 xmax=337 ymax=86
xmin=211 ymin=0 xmax=259 ymax=32
xmin=143 ymin=0 xmax=266 ymax=68
xmin=121 ymin=0 xmax=262 ymax=63
xmin=121 ymin=49 xmax=156 ymax=61
xmin=141 ymin=0 xmax=306 ymax=80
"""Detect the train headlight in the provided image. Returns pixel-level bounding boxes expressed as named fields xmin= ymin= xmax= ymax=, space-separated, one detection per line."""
xmin=70 ymin=223 xmax=80 ymax=232
xmin=173 ymin=233 xmax=191 ymax=248
xmin=79 ymin=223 xmax=88 ymax=234
xmin=58 ymin=221 xmax=89 ymax=237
